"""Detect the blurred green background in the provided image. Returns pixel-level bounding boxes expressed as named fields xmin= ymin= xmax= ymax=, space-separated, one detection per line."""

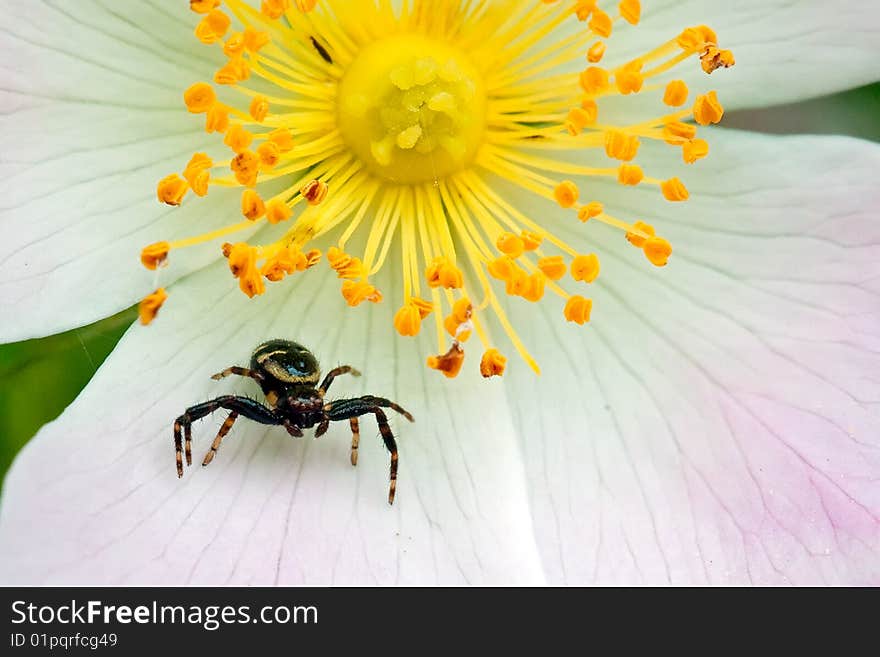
xmin=0 ymin=83 xmax=878 ymax=488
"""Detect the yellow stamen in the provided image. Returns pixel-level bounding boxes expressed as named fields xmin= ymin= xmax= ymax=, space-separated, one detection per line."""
xmin=142 ymin=0 xmax=734 ymax=376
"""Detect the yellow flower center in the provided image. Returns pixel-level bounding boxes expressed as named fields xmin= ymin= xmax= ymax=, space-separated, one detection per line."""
xmin=140 ymin=0 xmax=735 ymax=380
xmin=337 ymin=34 xmax=487 ymax=184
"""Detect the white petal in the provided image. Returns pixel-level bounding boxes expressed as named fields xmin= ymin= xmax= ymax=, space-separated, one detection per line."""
xmin=613 ymin=0 xmax=880 ymax=109
xmin=503 ymin=130 xmax=880 ymax=584
xmin=0 ymin=262 xmax=545 ymax=585
xmin=0 ymin=0 xmax=247 ymax=341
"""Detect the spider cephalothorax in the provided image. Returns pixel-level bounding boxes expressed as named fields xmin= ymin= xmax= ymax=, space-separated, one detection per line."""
xmin=173 ymin=339 xmax=413 ymax=504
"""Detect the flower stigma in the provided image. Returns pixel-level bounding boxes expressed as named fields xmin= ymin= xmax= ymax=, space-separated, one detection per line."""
xmin=140 ymin=0 xmax=734 ymax=379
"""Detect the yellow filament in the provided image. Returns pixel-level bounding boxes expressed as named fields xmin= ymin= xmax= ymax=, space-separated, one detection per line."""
xmin=143 ymin=0 xmax=734 ymax=379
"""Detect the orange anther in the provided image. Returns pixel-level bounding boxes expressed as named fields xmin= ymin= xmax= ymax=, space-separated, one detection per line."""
xmin=579 ymin=67 xmax=609 ymax=94
xmin=139 ymin=288 xmax=169 ymax=326
xmin=618 ymin=164 xmax=644 ymax=186
xmin=571 ymin=254 xmax=601 ymax=283
xmin=257 ymin=141 xmax=281 ymax=169
xmin=589 ymin=8 xmax=612 ymax=38
xmin=157 ymin=174 xmax=188 ymax=206
xmin=261 ymin=0 xmax=291 ymax=20
xmin=452 ymin=297 xmax=473 ymax=323
xmin=619 ymin=0 xmax=641 ymax=25
xmin=537 ymin=256 xmax=567 ymax=281
xmin=625 ymin=221 xmax=655 ymax=248
xmin=183 ymin=82 xmax=216 ymax=113
xmin=241 ymin=190 xmax=266 ymax=221
xmin=425 ymin=257 xmax=463 ymax=289
xmin=604 ymin=130 xmax=640 ymax=161
xmin=488 ymin=256 xmax=516 ymax=281
xmin=268 ymin=128 xmax=295 ymax=152
xmin=427 ymin=343 xmax=465 ymax=379
xmin=578 ymin=202 xmax=603 ymax=222
xmin=480 ymin=349 xmax=507 ymax=378
xmin=693 ymin=91 xmax=724 ymax=126
xmin=564 ymin=296 xmax=593 ymax=325
xmin=205 ymin=106 xmax=229 ymax=133
xmin=190 ymin=0 xmax=219 ymax=13
xmin=554 ymin=180 xmax=580 ymax=208
xmin=663 ymin=121 xmax=697 ymax=144
xmin=661 ymin=177 xmax=689 ymax=202
xmin=301 ymin=179 xmax=329 ymax=205
xmin=224 ymin=124 xmax=254 ymax=153
xmin=231 ymin=150 xmax=260 ymax=186
xmin=249 ymin=95 xmax=270 ymax=122
xmin=497 ymin=232 xmax=525 ymax=258
xmin=663 ymin=80 xmax=689 ymax=107
xmin=394 ymin=303 xmax=423 ymax=337
xmin=643 ymin=237 xmax=673 ymax=267
xmin=615 ymin=64 xmax=643 ymax=95
xmin=140 ymin=242 xmax=170 ymax=270
xmin=265 ymin=198 xmax=293 ymax=224
xmin=521 ymin=230 xmax=543 ymax=251
xmin=682 ymin=138 xmax=709 ymax=164
xmin=243 ymin=27 xmax=270 ymax=52
xmin=587 ymin=41 xmax=606 ymax=63
xmin=522 ymin=272 xmax=546 ymax=302
xmin=341 ymin=280 xmax=383 ymax=306
xmin=411 ymin=297 xmax=434 ymax=319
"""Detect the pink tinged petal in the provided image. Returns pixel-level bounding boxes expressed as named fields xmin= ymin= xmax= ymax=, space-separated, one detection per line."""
xmin=611 ymin=0 xmax=880 ymax=109
xmin=503 ymin=130 xmax=880 ymax=584
xmin=0 ymin=0 xmax=242 ymax=342
xmin=0 ymin=263 xmax=545 ymax=585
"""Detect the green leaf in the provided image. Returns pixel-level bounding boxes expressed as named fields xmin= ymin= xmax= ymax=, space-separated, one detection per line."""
xmin=0 ymin=308 xmax=137 ymax=488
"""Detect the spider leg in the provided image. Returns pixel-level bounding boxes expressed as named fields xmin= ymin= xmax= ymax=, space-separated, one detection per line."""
xmin=184 ymin=423 xmax=193 ymax=467
xmin=349 ymin=417 xmax=360 ymax=466
xmin=210 ymin=366 xmax=264 ymax=383
xmin=173 ymin=395 xmax=280 ymax=477
xmin=375 ymin=409 xmax=399 ymax=505
xmin=345 ymin=395 xmax=414 ymax=422
xmin=203 ymin=411 xmax=239 ymax=467
xmin=318 ymin=365 xmax=361 ymax=395
xmin=283 ymin=419 xmax=304 ymax=437
xmin=326 ymin=397 xmax=412 ymax=504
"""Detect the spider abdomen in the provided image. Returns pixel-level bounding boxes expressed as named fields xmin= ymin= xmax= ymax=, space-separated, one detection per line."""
xmin=251 ymin=339 xmax=321 ymax=385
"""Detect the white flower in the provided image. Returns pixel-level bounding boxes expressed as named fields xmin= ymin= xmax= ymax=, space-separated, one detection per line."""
xmin=0 ymin=0 xmax=878 ymax=584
